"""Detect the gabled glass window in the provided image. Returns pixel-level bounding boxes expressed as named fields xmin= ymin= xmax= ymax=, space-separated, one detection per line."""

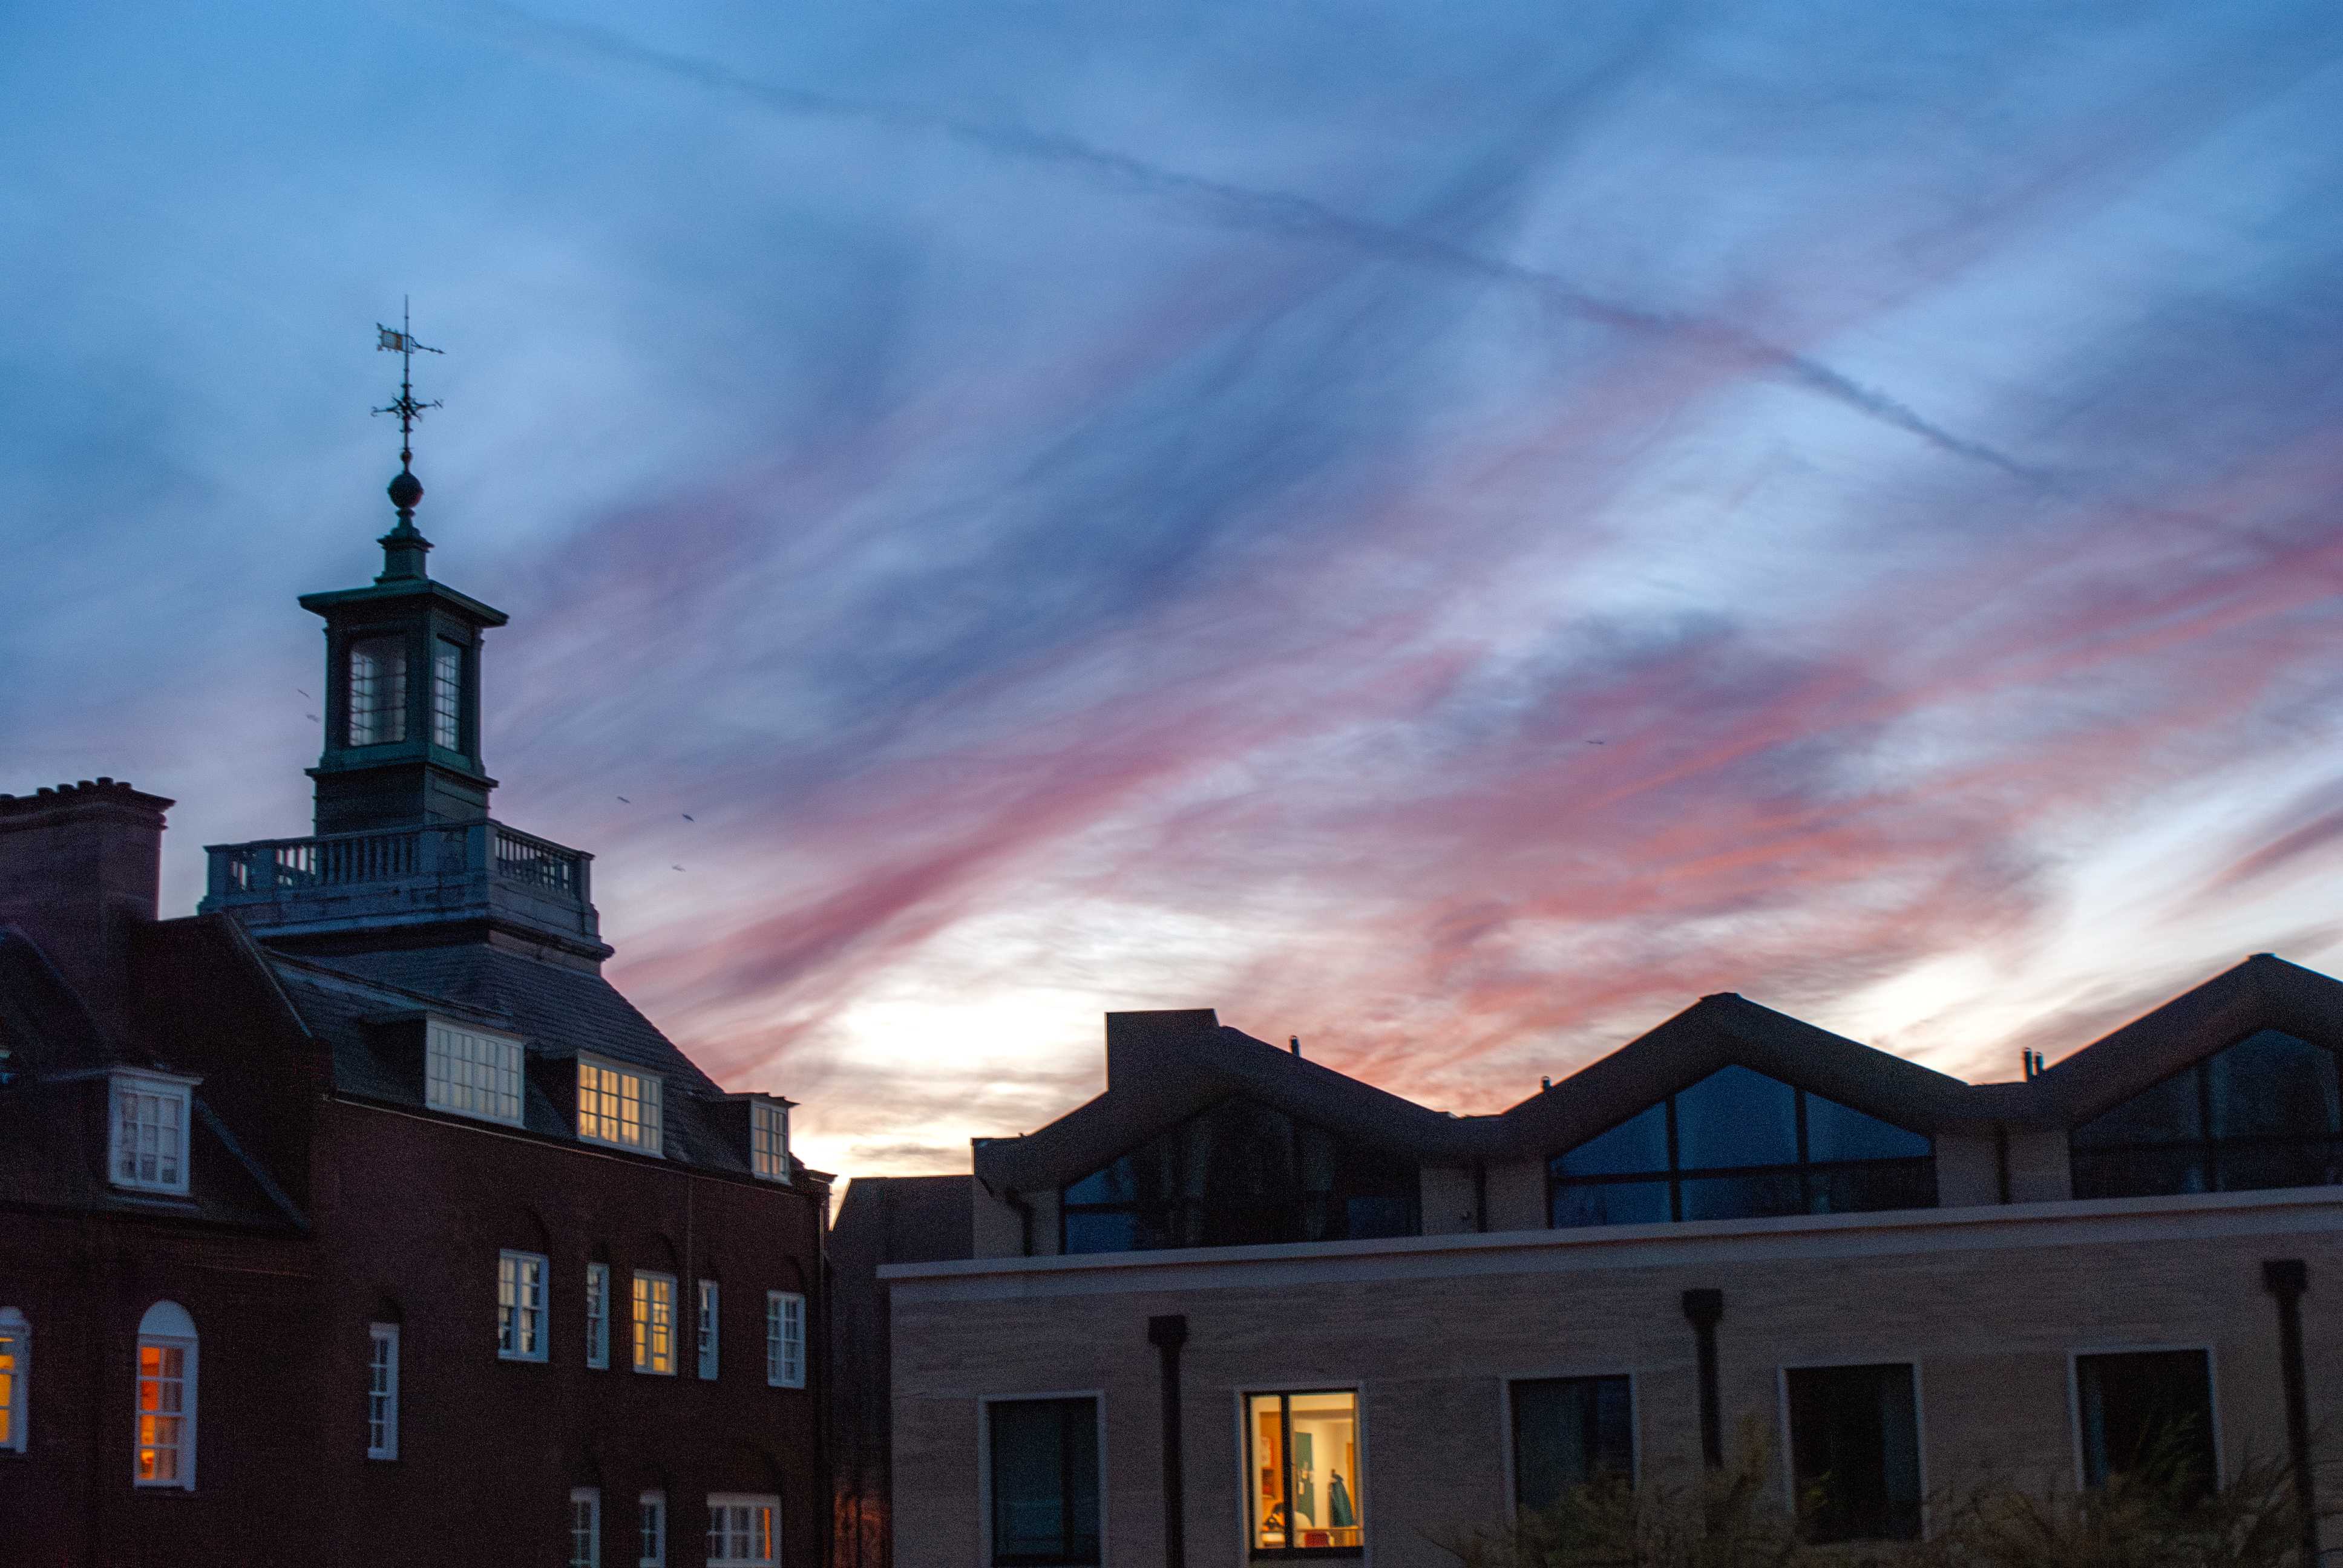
xmin=1548 ymin=1067 xmax=1935 ymax=1228
xmin=2072 ymin=1030 xmax=2343 ymax=1200
xmin=1060 ymin=1099 xmax=1419 ymax=1254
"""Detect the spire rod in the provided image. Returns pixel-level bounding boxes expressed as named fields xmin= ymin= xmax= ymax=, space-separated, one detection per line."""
xmin=371 ymin=299 xmax=445 ymax=582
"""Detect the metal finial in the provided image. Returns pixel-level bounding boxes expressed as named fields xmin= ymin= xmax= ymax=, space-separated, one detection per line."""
xmin=371 ymin=299 xmax=444 ymax=582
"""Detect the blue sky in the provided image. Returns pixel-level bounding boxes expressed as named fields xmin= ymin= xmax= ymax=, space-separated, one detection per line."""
xmin=7 ymin=1 xmax=2343 ymax=1178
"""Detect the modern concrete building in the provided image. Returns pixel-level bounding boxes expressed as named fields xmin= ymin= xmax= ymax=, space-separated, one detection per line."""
xmin=0 ymin=448 xmax=829 ymax=1566
xmin=873 ymin=962 xmax=2343 ymax=1567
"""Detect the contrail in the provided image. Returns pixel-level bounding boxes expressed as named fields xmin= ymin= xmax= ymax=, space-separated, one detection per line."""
xmin=458 ymin=1 xmax=2046 ymax=482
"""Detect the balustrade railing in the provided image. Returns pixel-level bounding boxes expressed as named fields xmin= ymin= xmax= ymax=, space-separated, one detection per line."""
xmin=206 ymin=819 xmax=590 ymax=912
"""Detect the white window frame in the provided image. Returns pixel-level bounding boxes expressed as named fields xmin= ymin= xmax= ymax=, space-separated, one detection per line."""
xmin=766 ymin=1291 xmax=805 ymax=1389
xmin=108 ymin=1069 xmax=198 ymax=1195
xmin=134 ymin=1300 xmax=198 ymax=1490
xmin=977 ymin=1391 xmax=1109 ymax=1568
xmin=425 ymin=1019 xmax=526 ymax=1128
xmin=571 ymin=1486 xmax=603 ymax=1568
xmin=577 ymin=1055 xmax=664 ymax=1155
xmin=499 ymin=1250 xmax=550 ymax=1362
xmin=0 ymin=1307 xmax=28 ymax=1455
xmin=2068 ymin=1342 xmax=2223 ymax=1492
xmin=706 ymin=1492 xmax=779 ymax=1567
xmin=697 ymin=1279 xmax=721 ymax=1380
xmin=750 ymin=1100 xmax=791 ymax=1183
xmin=632 ymin=1272 xmax=677 ymax=1376
xmin=1496 ymin=1365 xmax=1639 ymax=1524
xmin=367 ymin=1322 xmax=400 ymax=1459
xmin=638 ymin=1489 xmax=667 ymax=1568
xmin=586 ymin=1263 xmax=611 ymax=1370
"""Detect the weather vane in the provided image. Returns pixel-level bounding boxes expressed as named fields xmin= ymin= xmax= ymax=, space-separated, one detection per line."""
xmin=373 ymin=296 xmax=444 ymax=477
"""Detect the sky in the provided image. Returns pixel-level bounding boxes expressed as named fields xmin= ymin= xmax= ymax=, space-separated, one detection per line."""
xmin=6 ymin=2 xmax=2343 ymax=1183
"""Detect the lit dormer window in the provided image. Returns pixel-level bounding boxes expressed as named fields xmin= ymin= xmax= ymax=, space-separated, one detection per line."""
xmin=578 ymin=1057 xmax=663 ymax=1154
xmin=750 ymin=1100 xmax=790 ymax=1183
xmin=347 ymin=636 xmax=408 ymax=746
xmin=109 ymin=1070 xmax=198 ymax=1196
xmin=431 ymin=636 xmax=464 ymax=750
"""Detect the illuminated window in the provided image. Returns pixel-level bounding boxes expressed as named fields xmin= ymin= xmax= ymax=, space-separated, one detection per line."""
xmin=632 ymin=1273 xmax=676 ymax=1376
xmin=1247 ymin=1390 xmax=1363 ymax=1556
xmin=706 ymin=1494 xmax=778 ymax=1566
xmin=499 ymin=1251 xmax=549 ymax=1362
xmin=426 ymin=1021 xmax=525 ymax=1127
xmin=348 ymin=636 xmax=407 ymax=746
xmin=988 ymin=1397 xmax=1100 ymax=1566
xmin=367 ymin=1322 xmax=399 ymax=1459
xmin=110 ymin=1070 xmax=195 ymax=1195
xmin=1062 ymin=1099 xmax=1418 ymax=1253
xmin=765 ymin=1292 xmax=804 ymax=1389
xmin=0 ymin=1308 xmax=27 ymax=1455
xmin=571 ymin=1487 xmax=602 ymax=1568
xmin=696 ymin=1279 xmax=720 ymax=1380
xmin=751 ymin=1100 xmax=791 ymax=1182
xmin=1548 ymin=1067 xmax=1935 ymax=1227
xmin=586 ymin=1263 xmax=611 ymax=1370
xmin=431 ymin=636 xmax=464 ymax=750
xmin=638 ymin=1491 xmax=667 ymax=1568
xmin=2073 ymin=1030 xmax=2343 ymax=1199
xmin=134 ymin=1301 xmax=197 ymax=1489
xmin=578 ymin=1058 xmax=663 ymax=1154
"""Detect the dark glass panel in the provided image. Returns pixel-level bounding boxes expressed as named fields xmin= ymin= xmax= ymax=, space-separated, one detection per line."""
xmin=2215 ymin=1140 xmax=2343 ymax=1194
xmin=2071 ymin=1148 xmax=2208 ymax=1201
xmin=1553 ymin=1103 xmax=1669 ymax=1178
xmin=1343 ymin=1195 xmax=1416 ymax=1240
xmin=1809 ymin=1159 xmax=1937 ymax=1215
xmin=2206 ymin=1031 xmax=2339 ymax=1141
xmin=1674 ymin=1067 xmax=1797 ymax=1171
xmin=1550 ymin=1179 xmax=1673 ymax=1229
xmin=1679 ymin=1169 xmax=1806 ymax=1223
xmin=1060 ymin=1211 xmax=1138 ymax=1255
xmin=1786 ymin=1364 xmax=1922 ymax=1543
xmin=1064 ymin=1158 xmax=1135 ymax=1207
xmin=1804 ymin=1094 xmax=1931 ymax=1163
xmin=989 ymin=1397 xmax=1102 ymax=1566
xmin=2073 ymin=1070 xmax=2201 ymax=1149
xmin=2075 ymin=1350 xmax=2215 ymax=1500
xmin=1512 ymin=1376 xmax=1634 ymax=1515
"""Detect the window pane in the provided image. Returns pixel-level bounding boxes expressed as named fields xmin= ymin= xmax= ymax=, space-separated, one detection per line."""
xmin=1248 ymin=1394 xmax=1285 ymax=1551
xmin=1061 ymin=1210 xmax=1138 ymax=1254
xmin=2072 ymin=1148 xmax=2208 ymax=1201
xmin=432 ymin=638 xmax=463 ymax=750
xmin=2206 ymin=1031 xmax=2339 ymax=1141
xmin=989 ymin=1399 xmax=1099 ymax=1565
xmin=1809 ymin=1158 xmax=1937 ymax=1215
xmin=2216 ymin=1138 xmax=2343 ymax=1194
xmin=1679 ymin=1169 xmax=1806 ymax=1222
xmin=2073 ymin=1070 xmax=2201 ymax=1148
xmin=2076 ymin=1350 xmax=2217 ymax=1498
xmin=1786 ymin=1364 xmax=1922 ymax=1543
xmin=1674 ymin=1067 xmax=1797 ymax=1170
xmin=1553 ymin=1103 xmax=1668 ymax=1177
xmin=1063 ymin=1157 xmax=1136 ymax=1207
xmin=1512 ymin=1376 xmax=1633 ymax=1515
xmin=1288 ymin=1390 xmax=1362 ymax=1547
xmin=348 ymin=637 xmax=408 ymax=746
xmin=1804 ymin=1095 xmax=1930 ymax=1162
xmin=1550 ymin=1178 xmax=1672 ymax=1229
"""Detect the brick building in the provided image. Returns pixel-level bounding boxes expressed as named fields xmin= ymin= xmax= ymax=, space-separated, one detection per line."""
xmin=0 ymin=452 xmax=830 ymax=1566
xmin=868 ymin=963 xmax=2343 ymax=1567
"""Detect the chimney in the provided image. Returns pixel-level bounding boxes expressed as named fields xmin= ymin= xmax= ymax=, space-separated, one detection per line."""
xmin=0 ymin=779 xmax=174 ymax=1034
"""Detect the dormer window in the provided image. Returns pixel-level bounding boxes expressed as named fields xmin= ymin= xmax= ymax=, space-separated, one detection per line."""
xmin=431 ymin=636 xmax=465 ymax=751
xmin=750 ymin=1100 xmax=790 ymax=1183
xmin=109 ymin=1070 xmax=198 ymax=1196
xmin=347 ymin=636 xmax=408 ymax=746
xmin=578 ymin=1057 xmax=663 ymax=1155
xmin=425 ymin=1020 xmax=526 ymax=1127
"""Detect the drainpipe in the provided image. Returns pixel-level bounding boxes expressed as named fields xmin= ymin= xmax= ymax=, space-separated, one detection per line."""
xmin=1682 ymin=1289 xmax=1725 ymax=1471
xmin=1148 ymin=1315 xmax=1190 ymax=1568
xmin=2261 ymin=1259 xmax=2317 ymax=1568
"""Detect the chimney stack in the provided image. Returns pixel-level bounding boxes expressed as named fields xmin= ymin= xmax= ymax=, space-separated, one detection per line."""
xmin=0 ymin=779 xmax=174 ymax=1034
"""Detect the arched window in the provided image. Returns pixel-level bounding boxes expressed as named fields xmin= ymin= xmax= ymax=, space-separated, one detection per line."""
xmin=1061 ymin=1098 xmax=1419 ymax=1253
xmin=1548 ymin=1066 xmax=1936 ymax=1227
xmin=2073 ymin=1028 xmax=2343 ymax=1200
xmin=135 ymin=1300 xmax=197 ymax=1489
xmin=0 ymin=1307 xmax=27 ymax=1454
